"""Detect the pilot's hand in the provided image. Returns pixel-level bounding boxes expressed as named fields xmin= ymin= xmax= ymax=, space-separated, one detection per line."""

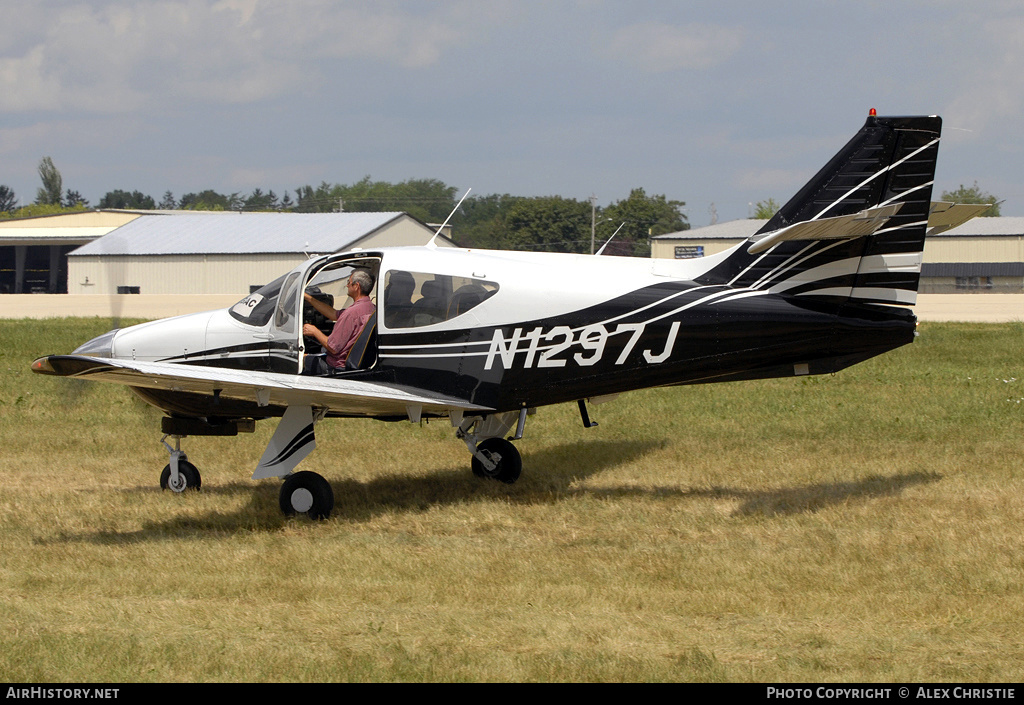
xmin=302 ymin=323 xmax=319 ymax=338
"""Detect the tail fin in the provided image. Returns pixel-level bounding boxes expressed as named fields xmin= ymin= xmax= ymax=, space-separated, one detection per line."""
xmin=698 ymin=114 xmax=942 ymax=307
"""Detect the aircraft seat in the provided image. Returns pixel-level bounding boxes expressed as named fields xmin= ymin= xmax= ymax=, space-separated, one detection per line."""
xmin=343 ymin=315 xmax=377 ymax=371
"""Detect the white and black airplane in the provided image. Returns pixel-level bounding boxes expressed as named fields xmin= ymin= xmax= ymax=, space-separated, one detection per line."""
xmin=32 ymin=113 xmax=983 ymax=520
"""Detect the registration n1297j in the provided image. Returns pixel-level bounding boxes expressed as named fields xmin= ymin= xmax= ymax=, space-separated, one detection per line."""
xmin=484 ymin=321 xmax=681 ymax=370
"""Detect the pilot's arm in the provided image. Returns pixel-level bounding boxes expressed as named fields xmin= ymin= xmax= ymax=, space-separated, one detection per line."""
xmin=303 ymin=292 xmax=339 ymax=322
xmin=303 ymin=323 xmax=340 ymax=356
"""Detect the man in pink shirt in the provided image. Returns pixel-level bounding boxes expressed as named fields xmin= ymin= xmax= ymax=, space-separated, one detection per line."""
xmin=302 ymin=270 xmax=376 ymax=374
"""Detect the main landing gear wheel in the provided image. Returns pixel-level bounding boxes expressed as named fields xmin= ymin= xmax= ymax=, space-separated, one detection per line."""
xmin=471 ymin=437 xmax=522 ymax=484
xmin=280 ymin=471 xmax=334 ymax=520
xmin=159 ymin=460 xmax=202 ymax=493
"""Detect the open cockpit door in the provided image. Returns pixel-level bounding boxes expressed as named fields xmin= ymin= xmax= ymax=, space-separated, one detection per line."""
xmin=298 ymin=253 xmax=383 ymax=374
xmin=227 ymin=252 xmax=383 ymax=374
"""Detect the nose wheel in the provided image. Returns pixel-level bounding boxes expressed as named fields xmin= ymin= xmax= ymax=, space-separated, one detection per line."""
xmin=159 ymin=435 xmax=202 ymax=492
xmin=160 ymin=460 xmax=201 ymax=492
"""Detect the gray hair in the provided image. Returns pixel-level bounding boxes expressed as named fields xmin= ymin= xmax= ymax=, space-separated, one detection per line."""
xmin=350 ymin=269 xmax=374 ymax=295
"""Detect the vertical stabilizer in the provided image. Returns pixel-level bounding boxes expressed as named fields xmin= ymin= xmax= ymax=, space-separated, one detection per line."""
xmin=698 ymin=114 xmax=942 ymax=307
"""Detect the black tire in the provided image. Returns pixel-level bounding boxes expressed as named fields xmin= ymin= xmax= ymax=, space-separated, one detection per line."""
xmin=279 ymin=471 xmax=334 ymax=520
xmin=159 ymin=460 xmax=202 ymax=493
xmin=470 ymin=437 xmax=522 ymax=484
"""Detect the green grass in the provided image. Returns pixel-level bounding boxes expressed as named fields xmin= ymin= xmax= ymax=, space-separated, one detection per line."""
xmin=0 ymin=319 xmax=1021 ymax=682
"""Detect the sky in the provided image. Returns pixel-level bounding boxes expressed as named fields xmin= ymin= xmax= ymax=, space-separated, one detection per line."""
xmin=2 ymin=0 xmax=1023 ymax=226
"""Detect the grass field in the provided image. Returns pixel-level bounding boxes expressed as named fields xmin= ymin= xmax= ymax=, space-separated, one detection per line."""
xmin=0 ymin=318 xmax=1021 ymax=682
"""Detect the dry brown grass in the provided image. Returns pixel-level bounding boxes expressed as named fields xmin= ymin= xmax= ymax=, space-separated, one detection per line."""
xmin=0 ymin=319 xmax=1021 ymax=682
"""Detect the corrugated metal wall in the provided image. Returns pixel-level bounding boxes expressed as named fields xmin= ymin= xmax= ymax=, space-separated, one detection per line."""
xmin=923 ymin=236 xmax=1024 ymax=263
xmin=68 ymin=253 xmax=304 ymax=295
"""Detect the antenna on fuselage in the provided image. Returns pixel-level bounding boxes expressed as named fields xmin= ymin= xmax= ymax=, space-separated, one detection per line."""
xmin=427 ymin=188 xmax=472 ymax=248
xmin=594 ymin=222 xmax=626 ymax=256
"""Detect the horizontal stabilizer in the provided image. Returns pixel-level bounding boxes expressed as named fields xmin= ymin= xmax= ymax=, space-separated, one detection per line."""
xmin=926 ymin=201 xmax=992 ymax=236
xmin=747 ymin=203 xmax=904 ymax=255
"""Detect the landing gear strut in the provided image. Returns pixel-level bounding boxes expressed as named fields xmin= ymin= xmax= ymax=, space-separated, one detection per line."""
xmin=160 ymin=435 xmax=202 ymax=492
xmin=155 ymin=416 xmax=336 ymax=520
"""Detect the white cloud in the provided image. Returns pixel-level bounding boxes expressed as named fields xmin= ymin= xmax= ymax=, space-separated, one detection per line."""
xmin=0 ymin=45 xmax=64 ymax=111
xmin=0 ymin=1 xmax=477 ymax=113
xmin=306 ymin=6 xmax=459 ymax=68
xmin=605 ymin=22 xmax=745 ymax=72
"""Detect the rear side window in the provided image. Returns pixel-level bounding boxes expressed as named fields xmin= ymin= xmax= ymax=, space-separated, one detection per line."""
xmin=383 ymin=270 xmax=498 ymax=328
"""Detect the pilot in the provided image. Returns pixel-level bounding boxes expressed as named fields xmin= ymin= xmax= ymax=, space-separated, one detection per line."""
xmin=301 ymin=270 xmax=375 ymax=375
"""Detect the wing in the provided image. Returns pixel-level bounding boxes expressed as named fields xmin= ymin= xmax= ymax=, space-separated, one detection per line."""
xmin=32 ymin=355 xmax=492 ymax=418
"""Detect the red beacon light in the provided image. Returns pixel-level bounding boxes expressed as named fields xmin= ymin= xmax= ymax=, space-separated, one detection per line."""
xmin=869 ymin=108 xmax=877 ymax=116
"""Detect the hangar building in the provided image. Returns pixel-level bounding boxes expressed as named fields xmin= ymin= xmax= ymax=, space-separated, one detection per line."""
xmin=0 ymin=211 xmax=140 ymax=293
xmin=652 ymin=217 xmax=1024 ymax=293
xmin=66 ymin=211 xmax=450 ymax=295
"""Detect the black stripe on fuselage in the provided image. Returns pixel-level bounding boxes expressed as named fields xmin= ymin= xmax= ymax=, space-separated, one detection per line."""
xmin=375 ymin=280 xmax=916 ymax=411
xmin=159 ymin=341 xmax=298 ymax=373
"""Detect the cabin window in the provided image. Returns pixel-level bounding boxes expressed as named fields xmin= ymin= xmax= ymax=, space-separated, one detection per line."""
xmin=382 ymin=270 xmax=498 ymax=328
xmin=229 ymin=257 xmax=381 ymax=330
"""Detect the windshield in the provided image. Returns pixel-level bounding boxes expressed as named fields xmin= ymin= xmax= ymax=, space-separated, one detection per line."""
xmin=229 ymin=274 xmax=287 ymax=327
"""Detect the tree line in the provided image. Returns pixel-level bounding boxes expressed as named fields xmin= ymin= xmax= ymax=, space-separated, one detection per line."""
xmin=0 ymin=158 xmax=691 ymax=256
xmin=1 ymin=156 xmax=1003 ymax=254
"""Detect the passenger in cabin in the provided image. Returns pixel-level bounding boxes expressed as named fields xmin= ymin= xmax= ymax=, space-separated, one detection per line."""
xmin=301 ymin=270 xmax=375 ymax=375
xmin=383 ymin=270 xmax=416 ymax=328
xmin=412 ymin=279 xmax=447 ymax=326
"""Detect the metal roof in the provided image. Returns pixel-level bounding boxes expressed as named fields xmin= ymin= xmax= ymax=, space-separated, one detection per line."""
xmin=69 ymin=212 xmax=413 ymax=256
xmin=937 ymin=216 xmax=1024 ymax=237
xmin=653 ymin=220 xmax=766 ymax=240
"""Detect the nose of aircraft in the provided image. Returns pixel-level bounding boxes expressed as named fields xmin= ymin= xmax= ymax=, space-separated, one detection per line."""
xmin=72 ymin=328 xmax=120 ymax=357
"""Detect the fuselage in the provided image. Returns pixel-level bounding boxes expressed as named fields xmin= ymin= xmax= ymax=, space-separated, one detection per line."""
xmin=70 ymin=245 xmax=917 ymax=420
